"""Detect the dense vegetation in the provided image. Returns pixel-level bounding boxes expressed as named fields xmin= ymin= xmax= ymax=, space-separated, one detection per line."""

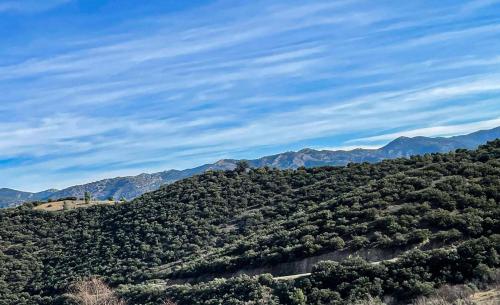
xmin=120 ymin=236 xmax=500 ymax=305
xmin=0 ymin=140 xmax=499 ymax=305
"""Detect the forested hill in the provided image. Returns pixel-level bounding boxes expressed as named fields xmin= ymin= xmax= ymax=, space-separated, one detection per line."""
xmin=1 ymin=126 xmax=499 ymax=208
xmin=0 ymin=140 xmax=499 ymax=305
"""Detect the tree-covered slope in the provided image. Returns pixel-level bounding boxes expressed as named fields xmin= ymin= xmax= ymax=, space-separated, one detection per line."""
xmin=122 ymin=237 xmax=499 ymax=305
xmin=0 ymin=140 xmax=499 ymax=305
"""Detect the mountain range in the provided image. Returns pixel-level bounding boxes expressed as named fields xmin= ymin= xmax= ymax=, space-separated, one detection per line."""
xmin=1 ymin=126 xmax=499 ymax=208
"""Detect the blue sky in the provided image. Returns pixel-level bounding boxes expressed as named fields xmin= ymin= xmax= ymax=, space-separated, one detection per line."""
xmin=1 ymin=0 xmax=500 ymax=191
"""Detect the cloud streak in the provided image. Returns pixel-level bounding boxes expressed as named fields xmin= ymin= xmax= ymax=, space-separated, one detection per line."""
xmin=1 ymin=0 xmax=500 ymax=190
xmin=0 ymin=0 xmax=71 ymax=13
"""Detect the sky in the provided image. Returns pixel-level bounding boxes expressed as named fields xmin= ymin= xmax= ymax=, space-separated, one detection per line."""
xmin=1 ymin=0 xmax=500 ymax=191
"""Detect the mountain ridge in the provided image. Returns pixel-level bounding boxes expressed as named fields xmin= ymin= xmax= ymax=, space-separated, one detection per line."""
xmin=1 ymin=126 xmax=499 ymax=207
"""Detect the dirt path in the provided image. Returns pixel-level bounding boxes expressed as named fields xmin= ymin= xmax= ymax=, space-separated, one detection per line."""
xmin=273 ymin=273 xmax=311 ymax=281
xmin=152 ymin=242 xmax=456 ymax=287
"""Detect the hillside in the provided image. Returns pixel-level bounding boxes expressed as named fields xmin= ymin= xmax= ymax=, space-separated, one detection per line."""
xmin=0 ymin=140 xmax=498 ymax=305
xmin=1 ymin=126 xmax=499 ymax=208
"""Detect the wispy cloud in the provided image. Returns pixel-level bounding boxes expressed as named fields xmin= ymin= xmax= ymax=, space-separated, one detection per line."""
xmin=1 ymin=0 xmax=500 ymax=190
xmin=351 ymin=118 xmax=500 ymax=143
xmin=460 ymin=0 xmax=500 ymax=14
xmin=0 ymin=0 xmax=71 ymax=13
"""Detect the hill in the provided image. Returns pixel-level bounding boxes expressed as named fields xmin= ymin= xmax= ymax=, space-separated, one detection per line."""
xmin=1 ymin=126 xmax=499 ymax=208
xmin=0 ymin=140 xmax=498 ymax=305
xmin=0 ymin=188 xmax=58 ymax=208
xmin=32 ymin=199 xmax=115 ymax=212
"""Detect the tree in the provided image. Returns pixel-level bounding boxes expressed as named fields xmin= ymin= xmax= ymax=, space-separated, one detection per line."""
xmin=290 ymin=288 xmax=306 ymax=305
xmin=84 ymin=192 xmax=92 ymax=204
xmin=236 ymin=160 xmax=250 ymax=173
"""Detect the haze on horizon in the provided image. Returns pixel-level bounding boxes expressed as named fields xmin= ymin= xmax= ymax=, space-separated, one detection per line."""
xmin=1 ymin=0 xmax=500 ymax=192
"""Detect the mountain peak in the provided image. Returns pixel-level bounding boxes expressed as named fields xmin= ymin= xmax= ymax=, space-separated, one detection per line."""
xmin=215 ymin=159 xmax=233 ymax=165
xmin=298 ymin=148 xmax=317 ymax=153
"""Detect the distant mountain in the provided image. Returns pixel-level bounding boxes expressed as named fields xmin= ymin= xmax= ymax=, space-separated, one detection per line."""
xmin=0 ymin=188 xmax=58 ymax=208
xmin=37 ymin=162 xmax=237 ymax=203
xmin=1 ymin=126 xmax=499 ymax=208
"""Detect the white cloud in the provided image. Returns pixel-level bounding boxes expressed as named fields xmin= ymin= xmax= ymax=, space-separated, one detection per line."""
xmin=351 ymin=118 xmax=500 ymax=143
xmin=393 ymin=23 xmax=500 ymax=50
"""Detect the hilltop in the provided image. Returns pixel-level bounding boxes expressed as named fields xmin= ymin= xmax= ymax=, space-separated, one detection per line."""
xmin=1 ymin=126 xmax=499 ymax=208
xmin=32 ymin=199 xmax=115 ymax=212
xmin=0 ymin=140 xmax=498 ymax=305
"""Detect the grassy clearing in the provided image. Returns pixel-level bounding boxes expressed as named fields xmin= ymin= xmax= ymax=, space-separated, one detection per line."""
xmin=33 ymin=200 xmax=115 ymax=211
